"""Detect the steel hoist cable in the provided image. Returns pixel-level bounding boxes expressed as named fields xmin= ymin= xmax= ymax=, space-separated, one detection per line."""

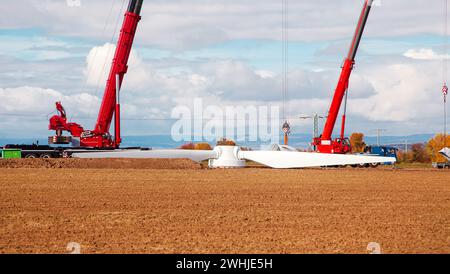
xmin=281 ymin=0 xmax=291 ymax=143
xmin=282 ymin=0 xmax=289 ymax=122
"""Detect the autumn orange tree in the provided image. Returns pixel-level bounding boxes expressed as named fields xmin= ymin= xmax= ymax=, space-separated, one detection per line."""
xmin=410 ymin=143 xmax=430 ymax=163
xmin=179 ymin=142 xmax=213 ymax=150
xmin=216 ymin=138 xmax=236 ymax=146
xmin=194 ymin=143 xmax=212 ymax=150
xmin=426 ymin=134 xmax=450 ymax=163
xmin=349 ymin=133 xmax=366 ymax=153
xmin=179 ymin=142 xmax=195 ymax=150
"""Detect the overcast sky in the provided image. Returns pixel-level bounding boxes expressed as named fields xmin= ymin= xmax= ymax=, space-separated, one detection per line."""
xmin=0 ymin=0 xmax=449 ymax=140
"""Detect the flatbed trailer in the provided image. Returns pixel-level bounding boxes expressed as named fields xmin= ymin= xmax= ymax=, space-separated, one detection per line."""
xmin=3 ymin=144 xmax=149 ymax=159
xmin=3 ymin=144 xmax=66 ymax=158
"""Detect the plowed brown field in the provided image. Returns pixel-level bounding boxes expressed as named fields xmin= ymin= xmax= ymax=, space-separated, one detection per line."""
xmin=1 ymin=161 xmax=449 ymax=254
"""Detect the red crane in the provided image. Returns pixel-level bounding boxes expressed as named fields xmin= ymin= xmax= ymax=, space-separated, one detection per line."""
xmin=49 ymin=0 xmax=144 ymax=149
xmin=313 ymin=0 xmax=373 ymax=154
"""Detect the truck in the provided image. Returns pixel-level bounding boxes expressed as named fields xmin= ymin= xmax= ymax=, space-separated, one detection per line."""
xmin=364 ymin=145 xmax=398 ymax=166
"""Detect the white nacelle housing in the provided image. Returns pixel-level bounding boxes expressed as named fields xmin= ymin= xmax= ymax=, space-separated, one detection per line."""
xmin=208 ymin=146 xmax=246 ymax=169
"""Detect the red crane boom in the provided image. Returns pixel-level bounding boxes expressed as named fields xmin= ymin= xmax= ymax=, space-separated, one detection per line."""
xmin=49 ymin=0 xmax=144 ymax=148
xmin=313 ymin=0 xmax=373 ymax=154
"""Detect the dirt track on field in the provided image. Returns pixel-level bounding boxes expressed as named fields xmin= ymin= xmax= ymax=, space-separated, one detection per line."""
xmin=0 ymin=165 xmax=449 ymax=254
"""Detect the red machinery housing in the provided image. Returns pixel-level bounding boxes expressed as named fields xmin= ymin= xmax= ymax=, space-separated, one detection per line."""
xmin=313 ymin=0 xmax=373 ymax=154
xmin=49 ymin=0 xmax=144 ymax=148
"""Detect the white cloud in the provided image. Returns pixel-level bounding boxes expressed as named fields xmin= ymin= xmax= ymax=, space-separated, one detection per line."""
xmin=0 ymin=0 xmax=447 ymax=50
xmin=350 ymin=62 xmax=443 ymax=123
xmin=403 ymin=48 xmax=444 ymax=60
xmin=255 ymin=70 xmax=276 ymax=79
xmin=0 ymin=55 xmax=446 ymax=137
xmin=0 ymin=86 xmax=99 ymax=119
xmin=84 ymin=43 xmax=148 ymax=89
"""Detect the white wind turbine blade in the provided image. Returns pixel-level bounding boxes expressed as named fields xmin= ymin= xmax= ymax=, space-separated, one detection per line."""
xmin=239 ymin=151 xmax=396 ymax=169
xmin=439 ymin=148 xmax=450 ymax=161
xmin=72 ymin=149 xmax=217 ymax=162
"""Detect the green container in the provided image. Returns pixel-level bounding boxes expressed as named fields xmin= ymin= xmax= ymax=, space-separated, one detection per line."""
xmin=0 ymin=149 xmax=22 ymax=159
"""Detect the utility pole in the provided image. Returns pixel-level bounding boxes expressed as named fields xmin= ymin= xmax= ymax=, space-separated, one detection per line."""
xmin=300 ymin=114 xmax=327 ymax=150
xmin=300 ymin=114 xmax=327 ymax=139
xmin=443 ymin=84 xmax=448 ymax=147
xmin=375 ymin=128 xmax=386 ymax=146
xmin=445 ymin=89 xmax=447 ymax=147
